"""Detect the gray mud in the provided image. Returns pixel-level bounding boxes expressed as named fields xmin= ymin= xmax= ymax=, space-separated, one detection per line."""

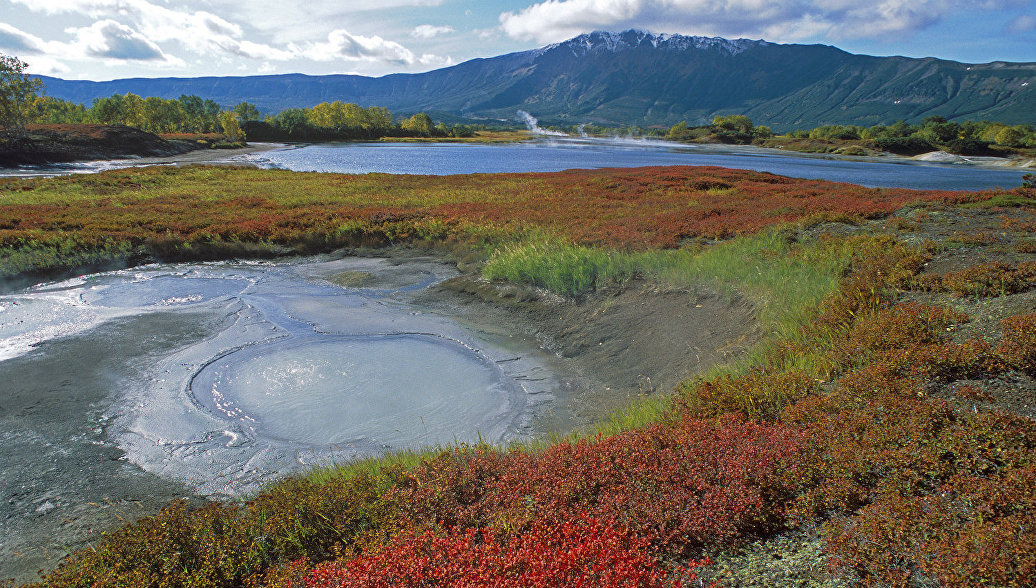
xmin=0 ymin=252 xmax=758 ymax=582
xmin=0 ymin=312 xmax=219 ymax=582
xmin=0 ymin=254 xmax=571 ymax=581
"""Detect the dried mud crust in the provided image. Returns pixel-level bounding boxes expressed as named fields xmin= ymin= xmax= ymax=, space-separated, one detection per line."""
xmin=430 ymin=276 xmax=761 ymax=426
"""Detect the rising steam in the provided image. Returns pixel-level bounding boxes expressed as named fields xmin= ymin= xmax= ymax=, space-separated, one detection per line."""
xmin=516 ymin=111 xmax=568 ymax=136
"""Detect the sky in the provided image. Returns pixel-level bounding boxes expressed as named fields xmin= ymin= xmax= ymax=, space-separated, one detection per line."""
xmin=0 ymin=0 xmax=1033 ymax=81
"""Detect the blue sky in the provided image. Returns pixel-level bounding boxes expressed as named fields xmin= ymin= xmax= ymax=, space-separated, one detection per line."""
xmin=0 ymin=0 xmax=1033 ymax=80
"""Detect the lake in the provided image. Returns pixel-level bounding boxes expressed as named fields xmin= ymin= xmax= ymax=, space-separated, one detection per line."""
xmin=2 ymin=137 xmax=1029 ymax=191
xmin=237 ymin=137 xmax=1030 ymax=191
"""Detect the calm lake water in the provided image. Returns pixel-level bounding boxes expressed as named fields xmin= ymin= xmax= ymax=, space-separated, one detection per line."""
xmin=238 ymin=137 xmax=1030 ymax=191
xmin=3 ymin=137 xmax=1027 ymax=190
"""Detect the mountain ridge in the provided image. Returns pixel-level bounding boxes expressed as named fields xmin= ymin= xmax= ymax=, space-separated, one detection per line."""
xmin=35 ymin=30 xmax=1036 ymax=130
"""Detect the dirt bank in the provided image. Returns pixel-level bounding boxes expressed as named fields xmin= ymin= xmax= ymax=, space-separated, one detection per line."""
xmin=0 ymin=124 xmax=205 ymax=166
xmin=425 ymin=271 xmax=760 ymax=428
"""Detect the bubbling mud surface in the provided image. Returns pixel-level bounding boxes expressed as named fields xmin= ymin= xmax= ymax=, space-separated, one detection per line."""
xmin=0 ymin=255 xmax=565 ymax=581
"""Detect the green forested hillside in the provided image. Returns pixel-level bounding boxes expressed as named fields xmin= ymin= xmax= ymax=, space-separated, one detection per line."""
xmin=35 ymin=30 xmax=1036 ymax=130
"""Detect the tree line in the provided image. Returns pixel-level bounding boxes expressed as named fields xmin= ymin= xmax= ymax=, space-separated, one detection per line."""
xmin=243 ymin=105 xmax=476 ymax=141
xmin=667 ymin=114 xmax=1036 ymax=155
xmin=1 ymin=53 xmax=475 ymax=143
xmin=796 ymin=117 xmax=1036 ymax=155
xmin=27 ymin=93 xmax=475 ymax=142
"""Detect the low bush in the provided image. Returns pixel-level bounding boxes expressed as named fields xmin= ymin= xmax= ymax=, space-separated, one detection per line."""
xmin=874 ymin=136 xmax=934 ymax=155
xmin=913 ymin=261 xmax=1036 ymax=297
xmin=304 ymin=514 xmax=707 ymax=588
xmin=39 ymin=472 xmax=399 ymax=588
xmin=676 ymin=369 xmax=818 ymax=418
xmin=392 ymin=414 xmax=804 ymax=556
xmin=814 ymin=406 xmax=1036 ymax=586
xmin=999 ymin=313 xmax=1036 ymax=373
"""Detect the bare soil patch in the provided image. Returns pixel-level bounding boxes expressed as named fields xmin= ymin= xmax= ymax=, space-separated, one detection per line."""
xmin=429 ymin=275 xmax=760 ymax=426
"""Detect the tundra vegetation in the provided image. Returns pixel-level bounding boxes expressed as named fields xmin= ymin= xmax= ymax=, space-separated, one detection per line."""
xmin=1 ymin=164 xmax=1033 ymax=587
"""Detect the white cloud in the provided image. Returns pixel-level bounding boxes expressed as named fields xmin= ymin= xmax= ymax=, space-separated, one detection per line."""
xmin=19 ymin=55 xmax=70 ymax=76
xmin=0 ymin=22 xmax=52 ymax=54
xmin=0 ymin=19 xmax=181 ymax=71
xmin=301 ymin=29 xmax=417 ymax=64
xmin=299 ymin=29 xmax=451 ymax=68
xmin=417 ymin=53 xmax=455 ymax=67
xmin=68 ymin=19 xmax=171 ymax=61
xmin=215 ymin=38 xmax=295 ymax=61
xmin=476 ymin=28 xmax=500 ymax=41
xmin=7 ymin=0 xmax=445 ymax=72
xmin=9 ymin=0 xmax=289 ymax=62
xmin=499 ymin=0 xmax=990 ymax=44
xmin=411 ymin=24 xmax=455 ymax=39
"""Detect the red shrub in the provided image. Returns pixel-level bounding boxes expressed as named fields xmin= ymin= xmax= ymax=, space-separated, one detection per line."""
xmin=828 ymin=302 xmax=1002 ymax=381
xmin=913 ymin=261 xmax=1036 ymax=297
xmin=393 ymin=414 xmax=805 ymax=555
xmin=303 ymin=514 xmax=707 ymax=588
xmin=782 ymin=389 xmax=1036 ymax=585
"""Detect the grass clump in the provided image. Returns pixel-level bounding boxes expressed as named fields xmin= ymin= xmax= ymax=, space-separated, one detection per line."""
xmin=0 ymin=236 xmax=132 ymax=279
xmin=482 ymin=238 xmax=640 ymax=297
xmin=485 ymin=228 xmax=856 ymax=347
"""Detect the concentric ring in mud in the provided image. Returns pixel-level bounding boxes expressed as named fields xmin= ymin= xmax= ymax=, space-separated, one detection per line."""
xmin=187 ymin=333 xmax=521 ymax=449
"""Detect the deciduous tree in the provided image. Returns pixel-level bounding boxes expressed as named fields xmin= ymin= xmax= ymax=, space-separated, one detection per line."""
xmin=232 ymin=101 xmax=261 ymax=122
xmin=0 ymin=53 xmax=43 ymax=138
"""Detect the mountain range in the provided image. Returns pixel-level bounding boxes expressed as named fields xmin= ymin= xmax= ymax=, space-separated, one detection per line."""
xmin=37 ymin=30 xmax=1036 ymax=131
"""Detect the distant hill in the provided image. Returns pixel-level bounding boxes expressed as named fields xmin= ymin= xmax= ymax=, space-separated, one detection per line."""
xmin=37 ymin=30 xmax=1036 ymax=131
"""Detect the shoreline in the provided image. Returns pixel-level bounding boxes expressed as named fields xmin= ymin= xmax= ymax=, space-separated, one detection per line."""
xmin=652 ymin=138 xmax=1036 ymax=172
xmin=4 ymin=136 xmax=1033 ymax=180
xmin=0 ymin=142 xmax=286 ymax=178
xmin=107 ymin=141 xmax=287 ymax=167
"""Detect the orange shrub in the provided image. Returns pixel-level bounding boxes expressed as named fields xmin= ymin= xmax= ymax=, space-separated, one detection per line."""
xmin=998 ymin=313 xmax=1036 ymax=372
xmin=676 ymin=369 xmax=818 ymax=418
xmin=913 ymin=261 xmax=1036 ymax=297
